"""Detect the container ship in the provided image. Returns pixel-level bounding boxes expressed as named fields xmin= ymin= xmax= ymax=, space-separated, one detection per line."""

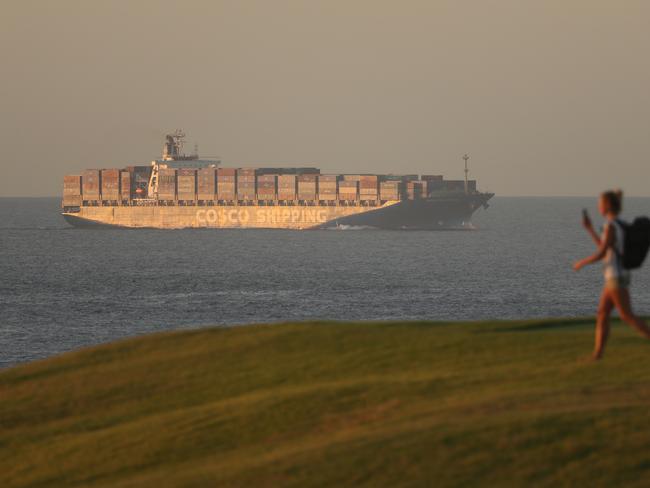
xmin=61 ymin=131 xmax=494 ymax=230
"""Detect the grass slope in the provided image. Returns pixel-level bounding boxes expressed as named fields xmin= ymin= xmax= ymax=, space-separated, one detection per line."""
xmin=2 ymin=319 xmax=650 ymax=487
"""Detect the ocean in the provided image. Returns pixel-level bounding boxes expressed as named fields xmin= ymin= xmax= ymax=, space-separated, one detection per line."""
xmin=1 ymin=196 xmax=649 ymax=368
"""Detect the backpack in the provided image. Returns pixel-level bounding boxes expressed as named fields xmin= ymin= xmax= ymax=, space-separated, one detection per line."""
xmin=616 ymin=217 xmax=650 ymax=269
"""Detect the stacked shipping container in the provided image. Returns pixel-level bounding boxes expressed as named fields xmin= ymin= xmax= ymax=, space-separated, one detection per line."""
xmin=338 ymin=180 xmax=358 ymax=200
xmin=444 ymin=180 xmax=469 ymax=192
xmin=257 ymin=174 xmax=277 ymax=200
xmin=380 ymin=181 xmax=400 ymax=200
xmin=120 ymin=171 xmax=131 ymax=201
xmin=318 ymin=175 xmax=337 ymax=201
xmin=177 ymin=169 xmax=196 ymax=201
xmin=359 ymin=175 xmax=378 ymax=201
xmin=82 ymin=170 xmax=101 ymax=200
xmin=64 ymin=165 xmax=480 ymax=208
xmin=407 ymin=181 xmax=424 ymax=200
xmin=297 ymin=174 xmax=317 ymax=200
xmin=421 ymin=175 xmax=443 ymax=195
xmin=217 ymin=168 xmax=236 ymax=200
xmin=101 ymin=169 xmax=120 ymax=201
xmin=278 ymin=175 xmax=296 ymax=200
xmin=158 ymin=168 xmax=177 ymax=200
xmin=63 ymin=175 xmax=82 ymax=206
xmin=197 ymin=168 xmax=216 ymax=201
xmin=237 ymin=169 xmax=256 ymax=200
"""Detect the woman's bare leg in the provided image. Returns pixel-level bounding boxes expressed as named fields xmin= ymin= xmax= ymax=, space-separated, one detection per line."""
xmin=594 ymin=288 xmax=614 ymax=360
xmin=611 ymin=288 xmax=650 ymax=339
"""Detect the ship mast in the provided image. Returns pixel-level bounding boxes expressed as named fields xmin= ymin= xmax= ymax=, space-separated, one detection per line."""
xmin=162 ymin=129 xmax=186 ymax=161
xmin=463 ymin=154 xmax=470 ymax=194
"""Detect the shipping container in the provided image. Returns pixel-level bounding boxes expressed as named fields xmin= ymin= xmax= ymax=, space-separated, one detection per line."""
xmin=278 ymin=174 xmax=297 ymax=186
xmin=63 ymin=175 xmax=82 ymax=206
xmin=237 ymin=186 xmax=256 ymax=200
xmin=407 ymin=181 xmax=424 ymax=199
xmin=297 ymin=187 xmax=317 ymax=197
xmin=277 ymin=175 xmax=296 ymax=199
xmin=101 ymin=169 xmax=120 ymax=200
xmin=63 ymin=175 xmax=82 ymax=195
xmin=338 ymin=180 xmax=358 ymax=199
xmin=295 ymin=168 xmax=320 ymax=175
xmin=217 ymin=167 xmax=237 ymax=177
xmin=444 ymin=180 xmax=466 ymax=192
xmin=158 ymin=168 xmax=177 ymax=200
xmin=359 ymin=176 xmax=378 ymax=196
xmin=318 ymin=188 xmax=337 ymax=199
xmin=380 ymin=181 xmax=401 ymax=200
xmin=62 ymin=195 xmax=82 ymax=207
xmin=318 ymin=174 xmax=337 ymax=182
xmin=298 ymin=174 xmax=317 ymax=182
xmin=82 ymin=169 xmax=101 ymax=199
xmin=359 ymin=175 xmax=378 ymax=182
xmin=381 ymin=175 xmax=404 ymax=182
xmin=380 ymin=180 xmax=400 ymax=188
xmin=297 ymin=178 xmax=316 ymax=200
xmin=257 ymin=174 xmax=277 ymax=199
xmin=217 ymin=169 xmax=236 ymax=198
xmin=120 ymin=171 xmax=131 ymax=200
xmin=177 ymin=169 xmax=196 ymax=201
xmin=237 ymin=168 xmax=256 ymax=199
xmin=217 ymin=182 xmax=236 ymax=200
xmin=197 ymin=168 xmax=216 ymax=200
xmin=318 ymin=175 xmax=337 ymax=198
xmin=424 ymin=180 xmax=444 ymax=193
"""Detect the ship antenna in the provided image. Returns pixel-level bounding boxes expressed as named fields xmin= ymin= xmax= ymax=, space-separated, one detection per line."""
xmin=463 ymin=154 xmax=470 ymax=194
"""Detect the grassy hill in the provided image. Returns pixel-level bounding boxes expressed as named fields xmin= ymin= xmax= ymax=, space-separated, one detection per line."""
xmin=2 ymin=318 xmax=650 ymax=487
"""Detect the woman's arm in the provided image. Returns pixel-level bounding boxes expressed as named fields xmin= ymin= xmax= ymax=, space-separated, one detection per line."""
xmin=582 ymin=212 xmax=601 ymax=246
xmin=573 ymin=223 xmax=613 ymax=271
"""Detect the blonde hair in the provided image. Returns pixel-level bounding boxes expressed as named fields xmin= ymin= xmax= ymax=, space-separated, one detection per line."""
xmin=602 ymin=189 xmax=623 ymax=214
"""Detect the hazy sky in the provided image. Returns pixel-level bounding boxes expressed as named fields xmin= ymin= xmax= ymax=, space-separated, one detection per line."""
xmin=1 ymin=1 xmax=648 ymax=197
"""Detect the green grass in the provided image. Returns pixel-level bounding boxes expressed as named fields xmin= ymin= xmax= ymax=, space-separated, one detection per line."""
xmin=3 ymin=318 xmax=650 ymax=487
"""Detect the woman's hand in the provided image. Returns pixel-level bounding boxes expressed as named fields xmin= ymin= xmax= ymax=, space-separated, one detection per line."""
xmin=573 ymin=260 xmax=586 ymax=271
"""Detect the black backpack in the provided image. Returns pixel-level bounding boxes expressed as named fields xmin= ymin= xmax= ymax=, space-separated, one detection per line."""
xmin=616 ymin=217 xmax=650 ymax=269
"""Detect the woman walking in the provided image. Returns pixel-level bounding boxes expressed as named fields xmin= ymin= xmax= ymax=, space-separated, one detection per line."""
xmin=573 ymin=190 xmax=650 ymax=360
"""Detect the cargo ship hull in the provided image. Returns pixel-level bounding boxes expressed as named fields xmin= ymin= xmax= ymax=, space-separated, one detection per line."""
xmin=62 ymin=193 xmax=492 ymax=230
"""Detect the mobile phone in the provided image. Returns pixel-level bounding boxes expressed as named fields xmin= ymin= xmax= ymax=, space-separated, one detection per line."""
xmin=582 ymin=208 xmax=589 ymax=219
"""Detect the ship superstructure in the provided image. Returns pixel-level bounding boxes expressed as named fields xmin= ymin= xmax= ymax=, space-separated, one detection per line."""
xmin=61 ymin=132 xmax=493 ymax=229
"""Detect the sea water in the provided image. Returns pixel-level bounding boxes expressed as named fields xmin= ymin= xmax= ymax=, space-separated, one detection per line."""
xmin=1 ymin=196 xmax=649 ymax=368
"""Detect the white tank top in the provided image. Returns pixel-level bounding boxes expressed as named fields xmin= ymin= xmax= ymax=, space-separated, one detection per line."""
xmin=603 ymin=219 xmax=628 ymax=280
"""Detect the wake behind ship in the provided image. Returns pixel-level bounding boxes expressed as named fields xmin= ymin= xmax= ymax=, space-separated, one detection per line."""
xmin=61 ymin=131 xmax=494 ymax=230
